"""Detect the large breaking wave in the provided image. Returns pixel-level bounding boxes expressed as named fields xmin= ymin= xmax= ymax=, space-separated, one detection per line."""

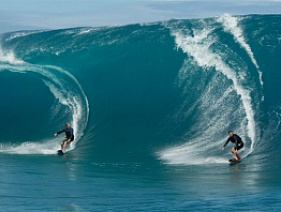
xmin=0 ymin=14 xmax=280 ymax=164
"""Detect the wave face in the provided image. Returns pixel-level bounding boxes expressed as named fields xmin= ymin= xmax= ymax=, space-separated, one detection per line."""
xmin=0 ymin=14 xmax=281 ymax=164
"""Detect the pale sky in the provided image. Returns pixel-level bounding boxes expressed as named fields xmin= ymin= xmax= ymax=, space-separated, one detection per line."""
xmin=0 ymin=0 xmax=281 ymax=33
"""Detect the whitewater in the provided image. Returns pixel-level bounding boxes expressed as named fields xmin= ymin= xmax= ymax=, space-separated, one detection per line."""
xmin=159 ymin=14 xmax=260 ymax=165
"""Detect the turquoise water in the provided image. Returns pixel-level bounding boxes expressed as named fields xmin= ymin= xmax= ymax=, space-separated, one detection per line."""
xmin=1 ymin=14 xmax=281 ymax=211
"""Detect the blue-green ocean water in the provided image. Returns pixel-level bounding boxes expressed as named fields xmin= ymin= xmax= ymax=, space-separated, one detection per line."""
xmin=1 ymin=14 xmax=281 ymax=211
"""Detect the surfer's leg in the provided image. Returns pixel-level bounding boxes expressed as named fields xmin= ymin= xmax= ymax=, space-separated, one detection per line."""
xmin=61 ymin=139 xmax=67 ymax=151
xmin=62 ymin=141 xmax=67 ymax=151
xmin=62 ymin=139 xmax=71 ymax=151
xmin=234 ymin=148 xmax=240 ymax=160
xmin=235 ymin=143 xmax=243 ymax=160
xmin=233 ymin=147 xmax=241 ymax=160
xmin=236 ymin=152 xmax=241 ymax=160
xmin=231 ymin=147 xmax=239 ymax=160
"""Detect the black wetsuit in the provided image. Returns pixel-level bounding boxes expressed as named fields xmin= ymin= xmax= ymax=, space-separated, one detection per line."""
xmin=57 ymin=128 xmax=74 ymax=141
xmin=223 ymin=134 xmax=244 ymax=150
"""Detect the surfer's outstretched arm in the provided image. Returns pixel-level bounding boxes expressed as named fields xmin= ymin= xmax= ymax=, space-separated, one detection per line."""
xmin=54 ymin=129 xmax=65 ymax=136
xmin=221 ymin=138 xmax=230 ymax=151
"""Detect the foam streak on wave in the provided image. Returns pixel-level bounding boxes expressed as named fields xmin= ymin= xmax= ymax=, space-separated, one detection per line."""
xmin=218 ymin=14 xmax=264 ymax=92
xmin=4 ymin=30 xmax=48 ymax=42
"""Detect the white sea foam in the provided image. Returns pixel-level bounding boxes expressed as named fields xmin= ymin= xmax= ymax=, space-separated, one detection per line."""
xmin=5 ymin=30 xmax=47 ymax=42
xmin=77 ymin=27 xmax=104 ymax=35
xmin=0 ymin=140 xmax=60 ymax=155
xmin=0 ymin=57 xmax=89 ymax=154
xmin=218 ymin=14 xmax=264 ymax=94
xmin=0 ymin=46 xmax=24 ymax=65
xmin=159 ymin=21 xmax=256 ymax=165
xmin=160 ymin=146 xmax=227 ymax=165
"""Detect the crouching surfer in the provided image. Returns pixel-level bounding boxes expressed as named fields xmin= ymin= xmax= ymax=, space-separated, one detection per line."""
xmin=221 ymin=130 xmax=244 ymax=161
xmin=54 ymin=122 xmax=74 ymax=152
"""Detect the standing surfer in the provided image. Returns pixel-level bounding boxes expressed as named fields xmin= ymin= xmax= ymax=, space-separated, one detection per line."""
xmin=54 ymin=122 xmax=74 ymax=152
xmin=221 ymin=130 xmax=244 ymax=161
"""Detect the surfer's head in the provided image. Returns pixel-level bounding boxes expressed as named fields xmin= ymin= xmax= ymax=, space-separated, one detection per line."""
xmin=65 ymin=122 xmax=71 ymax=128
xmin=228 ymin=130 xmax=233 ymax=137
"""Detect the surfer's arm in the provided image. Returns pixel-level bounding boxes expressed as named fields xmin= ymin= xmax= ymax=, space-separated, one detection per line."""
xmin=221 ymin=138 xmax=230 ymax=151
xmin=223 ymin=138 xmax=230 ymax=148
xmin=55 ymin=129 xmax=65 ymax=136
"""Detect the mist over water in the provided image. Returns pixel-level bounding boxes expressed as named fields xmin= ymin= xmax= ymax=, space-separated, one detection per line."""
xmin=1 ymin=14 xmax=281 ymax=211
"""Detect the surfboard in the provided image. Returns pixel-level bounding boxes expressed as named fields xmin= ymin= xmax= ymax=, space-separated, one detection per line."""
xmin=229 ymin=158 xmax=241 ymax=164
xmin=57 ymin=150 xmax=64 ymax=155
